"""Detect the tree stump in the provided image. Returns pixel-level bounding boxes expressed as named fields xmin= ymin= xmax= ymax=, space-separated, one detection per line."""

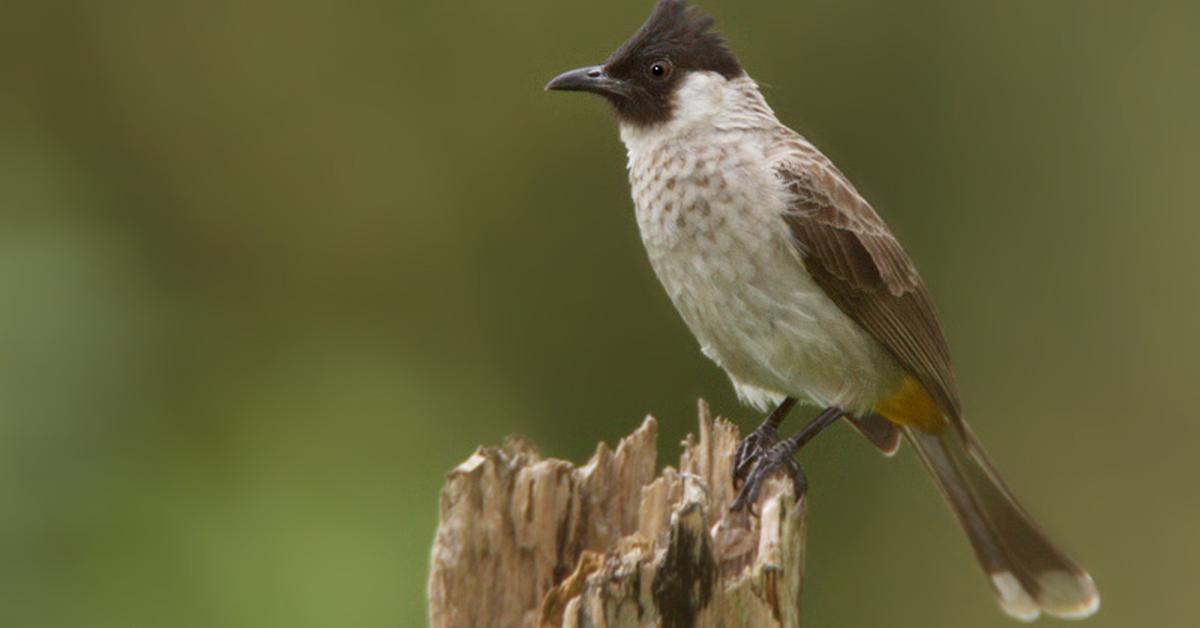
xmin=428 ymin=401 xmax=806 ymax=628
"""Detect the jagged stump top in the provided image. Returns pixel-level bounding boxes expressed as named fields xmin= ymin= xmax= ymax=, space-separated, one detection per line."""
xmin=428 ymin=401 xmax=806 ymax=628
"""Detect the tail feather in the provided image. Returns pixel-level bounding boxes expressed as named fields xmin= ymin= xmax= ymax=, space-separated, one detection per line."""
xmin=903 ymin=425 xmax=1099 ymax=621
xmin=845 ymin=413 xmax=902 ymax=457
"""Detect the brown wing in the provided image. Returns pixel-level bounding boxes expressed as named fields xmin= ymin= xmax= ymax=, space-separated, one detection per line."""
xmin=774 ymin=149 xmax=963 ymax=424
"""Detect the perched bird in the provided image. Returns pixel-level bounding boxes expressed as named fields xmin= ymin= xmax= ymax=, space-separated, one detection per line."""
xmin=546 ymin=0 xmax=1098 ymax=621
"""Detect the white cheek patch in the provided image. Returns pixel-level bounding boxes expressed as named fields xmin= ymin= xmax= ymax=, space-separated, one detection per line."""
xmin=667 ymin=71 xmax=728 ymax=130
xmin=616 ymin=72 xmax=755 ymax=153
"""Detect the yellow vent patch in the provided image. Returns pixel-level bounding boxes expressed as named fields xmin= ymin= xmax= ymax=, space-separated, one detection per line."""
xmin=873 ymin=375 xmax=947 ymax=433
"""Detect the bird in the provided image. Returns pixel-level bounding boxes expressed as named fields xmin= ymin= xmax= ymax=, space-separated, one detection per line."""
xmin=545 ymin=0 xmax=1098 ymax=621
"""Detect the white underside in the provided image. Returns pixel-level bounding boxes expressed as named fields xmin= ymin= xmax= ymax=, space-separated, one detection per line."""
xmin=620 ymin=72 xmax=903 ymax=414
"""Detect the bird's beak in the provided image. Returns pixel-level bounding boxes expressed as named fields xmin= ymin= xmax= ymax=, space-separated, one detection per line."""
xmin=545 ymin=65 xmax=626 ymax=98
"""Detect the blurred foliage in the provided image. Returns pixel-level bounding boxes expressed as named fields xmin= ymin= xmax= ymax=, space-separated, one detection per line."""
xmin=1 ymin=1 xmax=1198 ymax=626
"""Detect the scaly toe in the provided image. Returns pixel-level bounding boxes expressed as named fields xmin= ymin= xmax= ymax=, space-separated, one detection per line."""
xmin=731 ymin=442 xmax=805 ymax=511
xmin=731 ymin=425 xmax=780 ymax=486
xmin=732 ymin=457 xmax=775 ymax=511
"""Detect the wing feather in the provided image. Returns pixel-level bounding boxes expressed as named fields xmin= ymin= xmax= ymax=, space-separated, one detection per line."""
xmin=774 ymin=144 xmax=963 ymax=424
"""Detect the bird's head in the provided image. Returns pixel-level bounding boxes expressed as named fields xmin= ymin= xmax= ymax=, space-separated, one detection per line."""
xmin=546 ymin=0 xmax=743 ymax=128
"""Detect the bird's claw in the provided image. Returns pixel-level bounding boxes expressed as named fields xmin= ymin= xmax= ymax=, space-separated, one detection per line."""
xmin=732 ymin=422 xmax=780 ymax=487
xmin=730 ymin=441 xmax=807 ymax=512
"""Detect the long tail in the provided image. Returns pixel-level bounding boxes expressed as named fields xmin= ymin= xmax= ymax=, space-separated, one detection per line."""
xmin=903 ymin=424 xmax=1099 ymax=621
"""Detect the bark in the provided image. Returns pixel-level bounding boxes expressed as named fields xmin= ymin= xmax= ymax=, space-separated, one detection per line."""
xmin=428 ymin=401 xmax=806 ymax=628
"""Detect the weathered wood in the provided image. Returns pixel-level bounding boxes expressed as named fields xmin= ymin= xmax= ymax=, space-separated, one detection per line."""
xmin=428 ymin=401 xmax=806 ymax=628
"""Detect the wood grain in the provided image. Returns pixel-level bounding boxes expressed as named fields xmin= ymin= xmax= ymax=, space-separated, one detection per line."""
xmin=428 ymin=401 xmax=806 ymax=628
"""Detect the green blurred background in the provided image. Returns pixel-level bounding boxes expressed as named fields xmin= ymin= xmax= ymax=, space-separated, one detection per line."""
xmin=2 ymin=0 xmax=1197 ymax=626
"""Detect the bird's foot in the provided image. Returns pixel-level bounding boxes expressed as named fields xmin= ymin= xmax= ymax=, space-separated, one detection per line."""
xmin=732 ymin=398 xmax=798 ymax=488
xmin=730 ymin=439 xmax=806 ymax=512
xmin=732 ymin=421 xmax=781 ymax=487
xmin=730 ymin=406 xmax=842 ymax=512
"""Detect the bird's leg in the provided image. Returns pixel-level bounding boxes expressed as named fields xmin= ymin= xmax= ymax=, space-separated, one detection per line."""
xmin=732 ymin=397 xmax=798 ymax=486
xmin=731 ymin=405 xmax=843 ymax=512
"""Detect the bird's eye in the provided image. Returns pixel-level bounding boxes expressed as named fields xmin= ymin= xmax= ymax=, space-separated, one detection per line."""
xmin=648 ymin=60 xmax=672 ymax=80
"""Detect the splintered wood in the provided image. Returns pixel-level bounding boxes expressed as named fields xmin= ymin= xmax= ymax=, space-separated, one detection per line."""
xmin=428 ymin=401 xmax=805 ymax=628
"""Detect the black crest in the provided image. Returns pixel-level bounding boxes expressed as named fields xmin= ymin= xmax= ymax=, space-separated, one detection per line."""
xmin=603 ymin=0 xmax=743 ymax=126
